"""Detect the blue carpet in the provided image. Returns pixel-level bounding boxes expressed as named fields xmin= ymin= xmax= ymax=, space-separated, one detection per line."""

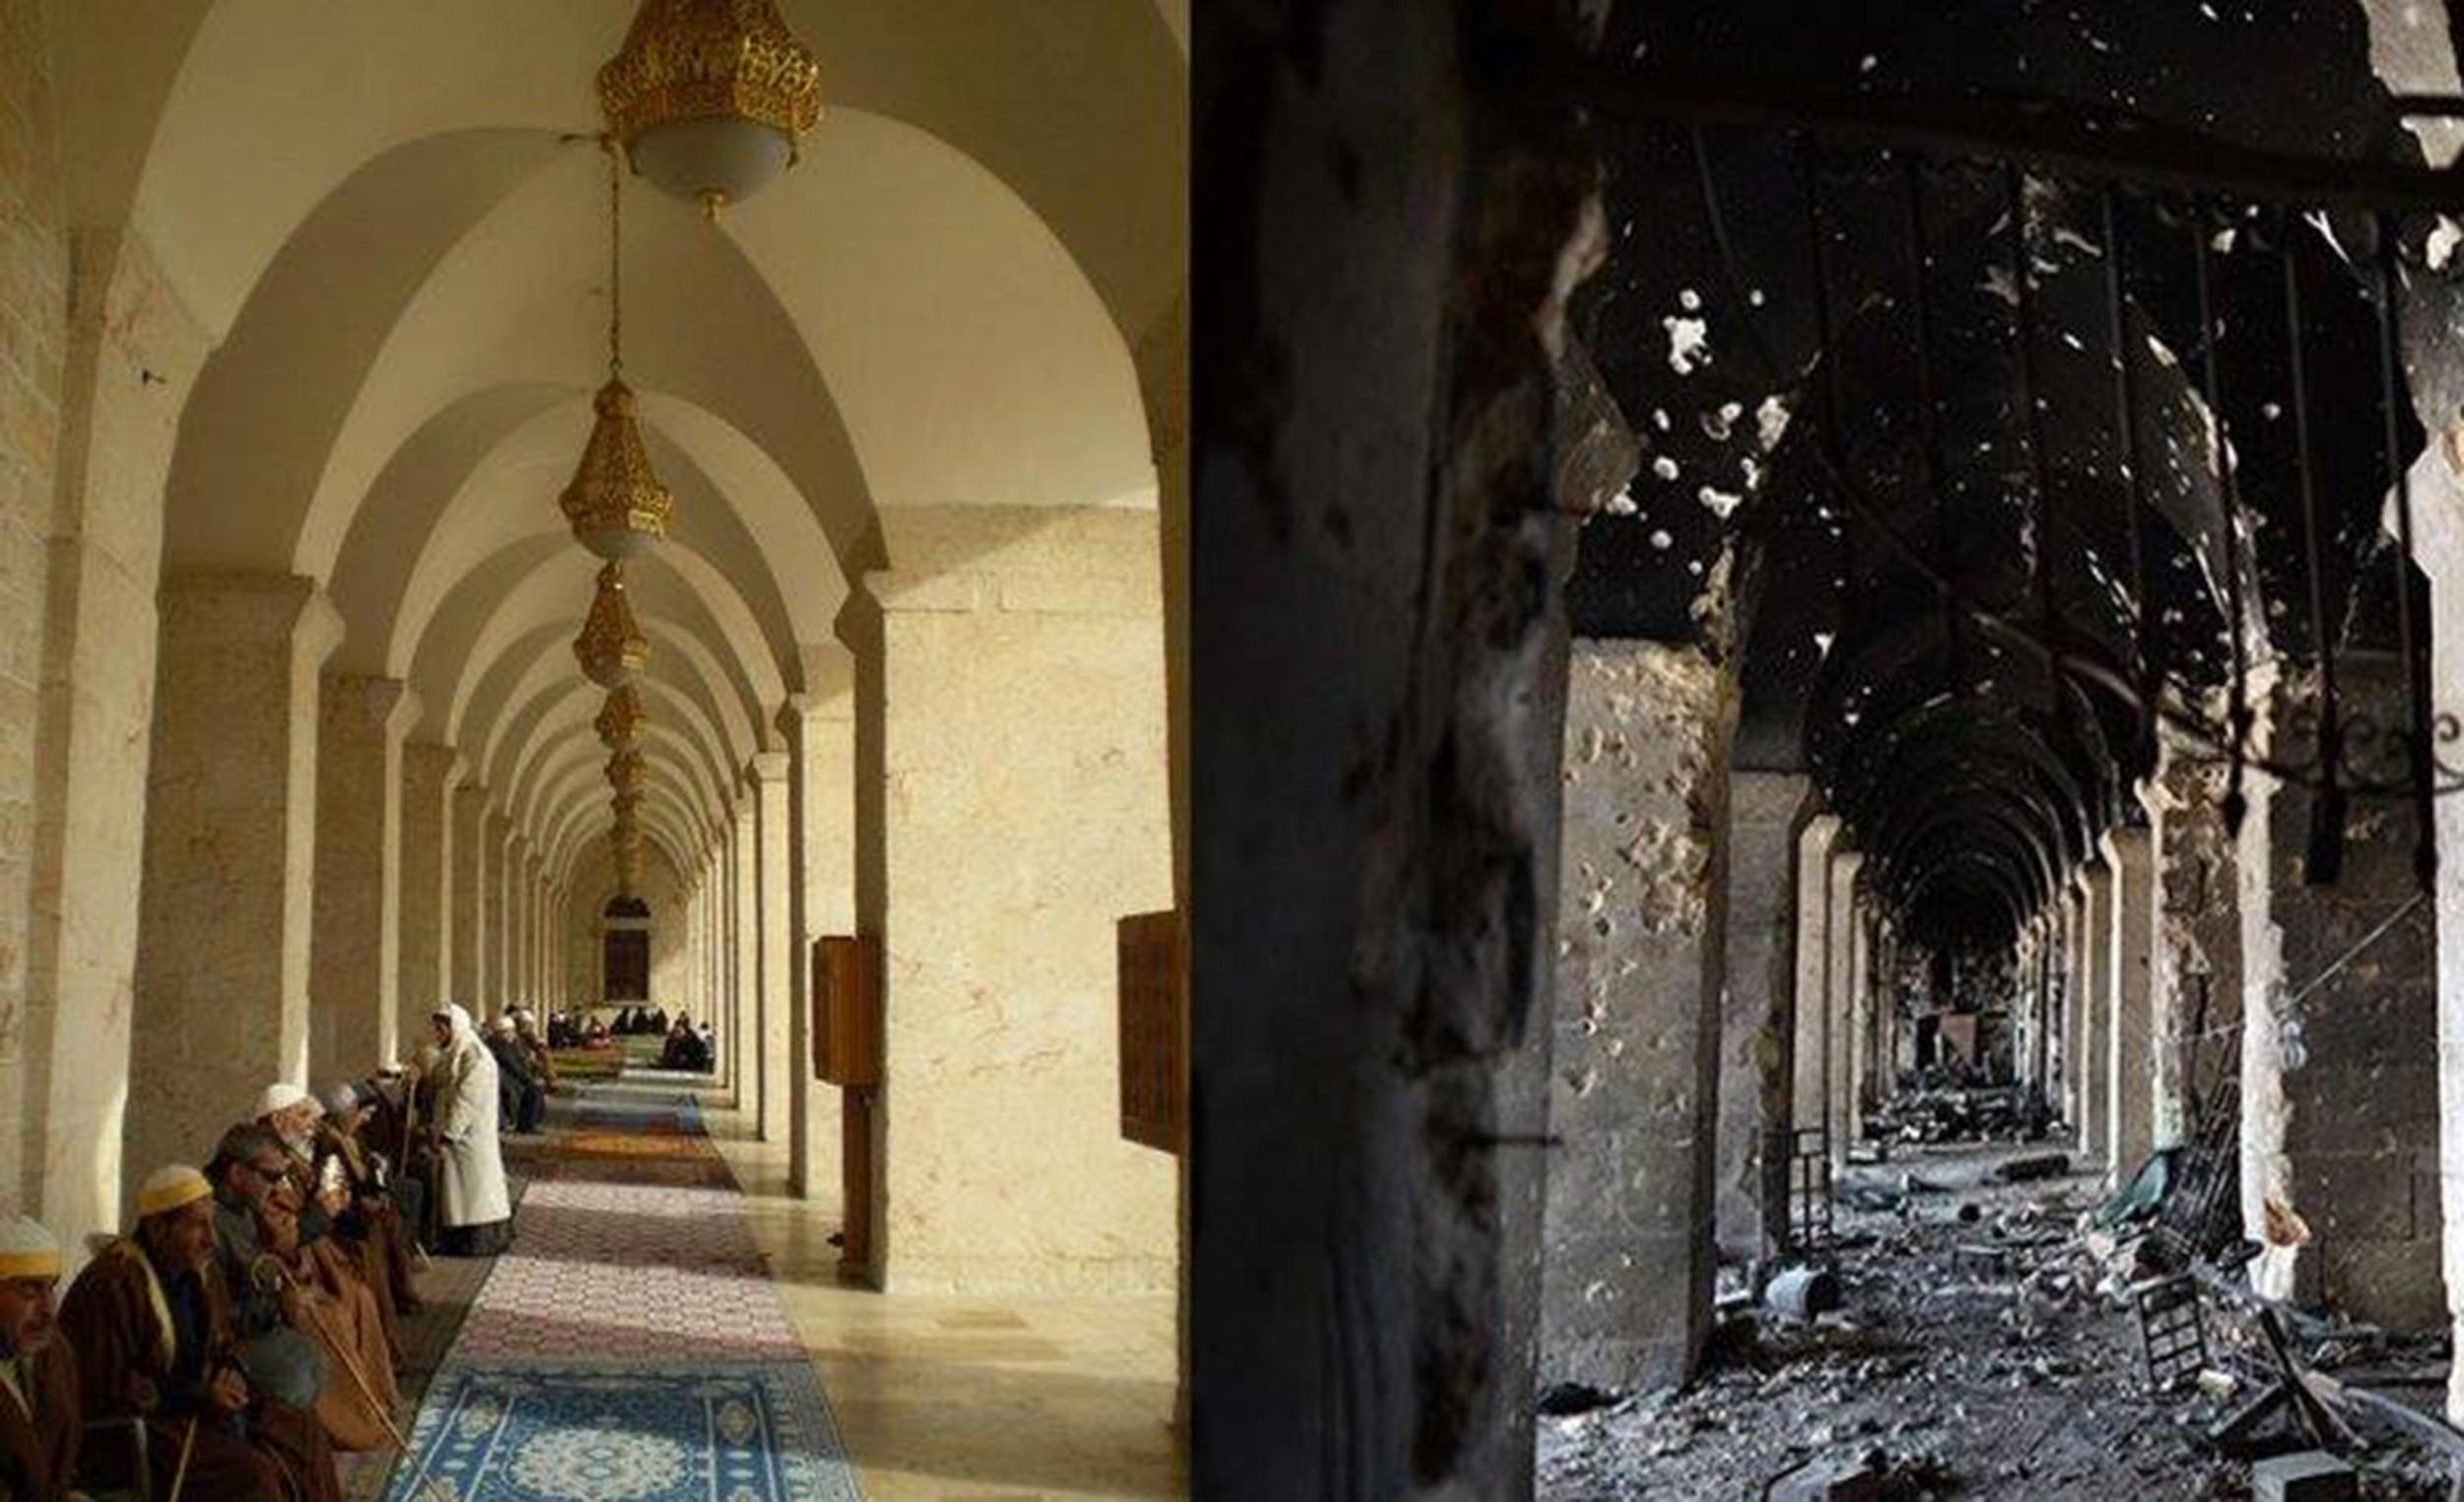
xmin=384 ymin=1359 xmax=862 ymax=1502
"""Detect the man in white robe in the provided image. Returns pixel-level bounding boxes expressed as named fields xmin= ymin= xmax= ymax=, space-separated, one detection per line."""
xmin=427 ymin=1005 xmax=512 ymax=1256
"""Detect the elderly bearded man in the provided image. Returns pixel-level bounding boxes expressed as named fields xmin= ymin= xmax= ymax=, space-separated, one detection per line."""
xmin=56 ymin=1165 xmax=340 ymax=1502
xmin=0 ymin=1216 xmax=79 ymax=1501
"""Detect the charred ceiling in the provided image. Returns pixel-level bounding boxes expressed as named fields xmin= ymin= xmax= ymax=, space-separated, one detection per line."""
xmin=1556 ymin=3 xmax=2442 ymax=948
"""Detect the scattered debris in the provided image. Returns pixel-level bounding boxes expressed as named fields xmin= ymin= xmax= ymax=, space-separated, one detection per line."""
xmin=1765 ymin=1265 xmax=1843 ymax=1321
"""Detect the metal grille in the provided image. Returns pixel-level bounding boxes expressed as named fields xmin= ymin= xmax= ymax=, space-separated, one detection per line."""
xmin=1785 ymin=1125 xmax=1834 ymax=1254
xmin=2135 ymin=1272 xmax=2210 ymax=1393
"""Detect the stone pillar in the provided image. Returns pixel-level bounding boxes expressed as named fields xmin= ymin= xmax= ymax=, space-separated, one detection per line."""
xmin=1824 ymin=849 xmax=1865 ymax=1162
xmin=1846 ymin=905 xmax=1873 ymax=1141
xmin=1792 ymin=815 xmax=1841 ymax=1137
xmin=785 ymin=663 xmax=856 ymax=1200
xmin=16 ymin=225 xmax=212 ymax=1265
xmin=479 ymin=810 xmax=509 ymax=1015
xmin=308 ymin=675 xmax=417 ymax=1081
xmin=128 ymin=576 xmax=342 ymax=1189
xmin=2077 ymin=857 xmax=2116 ymax=1170
xmin=2063 ymin=880 xmax=2088 ymax=1128
xmin=2156 ymin=748 xmax=2241 ymax=1146
xmin=846 ymin=507 xmax=1176 ymax=1294
xmin=1540 ymin=639 xmax=1737 ymax=1391
xmin=398 ymin=744 xmax=456 ymax=1055
xmin=524 ymin=851 xmax=544 ymax=1007
xmin=732 ymin=798 xmax=755 ymax=1112
xmin=2108 ymin=822 xmax=2159 ymax=1177
xmin=752 ymin=750 xmax=792 ymax=1143
xmin=2246 ymin=665 xmax=2439 ymax=1329
xmin=449 ymin=784 xmax=486 ymax=1008
xmin=1718 ymin=772 xmax=1805 ymax=1260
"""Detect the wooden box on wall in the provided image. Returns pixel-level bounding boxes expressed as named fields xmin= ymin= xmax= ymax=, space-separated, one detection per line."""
xmin=812 ymin=933 xmax=882 ymax=1087
xmin=1117 ymin=910 xmax=1186 ymax=1153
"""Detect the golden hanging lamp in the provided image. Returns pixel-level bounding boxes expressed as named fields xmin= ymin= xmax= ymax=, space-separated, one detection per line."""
xmin=595 ymin=683 xmax=648 ymax=751
xmin=605 ymin=747 xmax=648 ymax=794
xmin=575 ymin=563 xmax=652 ymax=688
xmin=597 ymin=0 xmax=823 ymax=219
xmin=560 ymin=140 xmax=674 ymax=560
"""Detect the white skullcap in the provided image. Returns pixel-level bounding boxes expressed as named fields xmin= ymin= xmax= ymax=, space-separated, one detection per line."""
xmin=134 ymin=1164 xmax=213 ymax=1218
xmin=0 ymin=1214 xmax=61 ymax=1278
xmin=254 ymin=1082 xmax=314 ymax=1120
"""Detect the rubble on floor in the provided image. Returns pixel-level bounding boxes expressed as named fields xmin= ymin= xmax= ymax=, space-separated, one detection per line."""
xmin=1537 ymin=1139 xmax=2461 ymax=1501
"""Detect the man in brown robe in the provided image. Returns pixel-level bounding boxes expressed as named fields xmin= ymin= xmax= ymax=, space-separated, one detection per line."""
xmin=56 ymin=1164 xmax=340 ymax=1502
xmin=0 ymin=1215 xmax=78 ymax=1502
xmin=209 ymin=1125 xmax=402 ymax=1454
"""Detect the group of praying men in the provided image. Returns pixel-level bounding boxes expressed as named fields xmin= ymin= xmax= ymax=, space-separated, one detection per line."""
xmin=0 ymin=1001 xmax=514 ymax=1502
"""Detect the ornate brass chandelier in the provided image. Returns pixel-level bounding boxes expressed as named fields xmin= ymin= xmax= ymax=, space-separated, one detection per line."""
xmin=574 ymin=563 xmax=651 ymax=688
xmin=561 ymin=142 xmax=673 ymax=560
xmin=597 ymin=0 xmax=823 ymax=219
xmin=595 ymin=683 xmax=646 ymax=752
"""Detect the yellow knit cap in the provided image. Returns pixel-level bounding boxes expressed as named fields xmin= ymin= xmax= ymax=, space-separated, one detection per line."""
xmin=0 ymin=1214 xmax=59 ymax=1278
xmin=134 ymin=1163 xmax=213 ymax=1218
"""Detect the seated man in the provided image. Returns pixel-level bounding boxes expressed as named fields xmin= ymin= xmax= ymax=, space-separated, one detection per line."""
xmin=58 ymin=1165 xmax=340 ymax=1502
xmin=319 ymin=1083 xmax=425 ymax=1320
xmin=0 ymin=1215 xmax=79 ymax=1501
xmin=487 ymin=1019 xmax=546 ymax=1134
xmin=208 ymin=1125 xmax=402 ymax=1454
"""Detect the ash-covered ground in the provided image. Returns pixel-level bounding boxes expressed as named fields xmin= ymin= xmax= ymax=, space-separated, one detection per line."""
xmin=1538 ymin=1139 xmax=2458 ymax=1500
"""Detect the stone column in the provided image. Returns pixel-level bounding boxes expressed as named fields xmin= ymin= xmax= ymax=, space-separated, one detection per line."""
xmin=479 ymin=810 xmax=509 ymax=1014
xmin=15 ymin=227 xmax=211 ymax=1260
xmin=524 ymin=850 xmax=544 ymax=1007
xmin=1718 ymin=772 xmax=1806 ymax=1260
xmin=1540 ymin=639 xmax=1737 ymax=1392
xmin=1846 ymin=905 xmax=1873 ymax=1141
xmin=2156 ymin=747 xmax=2241 ymax=1147
xmin=1824 ymin=849 xmax=1865 ymax=1162
xmin=2413 ymin=456 xmax=2464 ymax=1421
xmin=785 ymin=664 xmax=856 ymax=1200
xmin=128 ymin=575 xmax=342 ymax=1187
xmin=752 ymin=750 xmax=792 ymax=1143
xmin=1792 ymin=815 xmax=1841 ymax=1137
xmin=2077 ymin=857 xmax=2117 ymax=1171
xmin=2062 ymin=880 xmax=2088 ymax=1128
xmin=398 ymin=744 xmax=456 ymax=1054
xmin=450 ymin=784 xmax=487 ymax=1008
xmin=2246 ymin=664 xmax=2439 ymax=1329
xmin=2108 ymin=822 xmax=2159 ymax=1177
xmin=308 ymin=675 xmax=418 ymax=1081
xmin=732 ymin=798 xmax=756 ymax=1112
xmin=846 ymin=507 xmax=1176 ymax=1294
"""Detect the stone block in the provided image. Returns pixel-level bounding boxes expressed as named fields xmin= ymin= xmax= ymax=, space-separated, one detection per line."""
xmin=1774 ymin=1459 xmax=1883 ymax=1502
xmin=2251 ymin=1452 xmax=2356 ymax=1502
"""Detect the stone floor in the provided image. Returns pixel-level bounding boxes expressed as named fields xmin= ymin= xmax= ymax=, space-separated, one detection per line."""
xmin=709 ymin=1098 xmax=1187 ymax=1502
xmin=343 ymin=1058 xmax=1185 ymax=1502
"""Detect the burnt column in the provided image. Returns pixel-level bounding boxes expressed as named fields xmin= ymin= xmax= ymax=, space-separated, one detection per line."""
xmin=1718 ymin=773 xmax=1807 ymax=1259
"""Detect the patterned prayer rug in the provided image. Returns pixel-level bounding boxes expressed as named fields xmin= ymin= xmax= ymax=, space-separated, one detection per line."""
xmin=386 ymin=1360 xmax=859 ymax=1502
xmin=379 ymin=1070 xmax=860 ymax=1500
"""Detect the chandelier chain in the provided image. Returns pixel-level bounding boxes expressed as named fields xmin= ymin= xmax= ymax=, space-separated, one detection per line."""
xmin=604 ymin=132 xmax=624 ymax=378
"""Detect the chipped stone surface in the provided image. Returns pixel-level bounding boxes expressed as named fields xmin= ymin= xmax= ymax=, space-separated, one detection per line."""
xmin=1542 ymin=639 xmax=1738 ymax=1391
xmin=1717 ymin=772 xmax=1808 ymax=1258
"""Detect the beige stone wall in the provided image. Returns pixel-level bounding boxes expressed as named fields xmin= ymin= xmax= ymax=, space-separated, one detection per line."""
xmin=0 ymin=0 xmax=67 ymax=1212
xmin=398 ymin=743 xmax=455 ymax=1052
xmin=858 ymin=506 xmax=1176 ymax=1294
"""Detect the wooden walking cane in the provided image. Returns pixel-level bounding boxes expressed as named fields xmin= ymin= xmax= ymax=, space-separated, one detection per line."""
xmin=250 ymin=1256 xmax=413 ymax=1455
xmin=165 ymin=1414 xmax=198 ymax=1502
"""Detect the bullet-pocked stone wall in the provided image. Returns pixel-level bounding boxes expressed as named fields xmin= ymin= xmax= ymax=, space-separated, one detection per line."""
xmin=1541 ymin=638 xmax=1737 ymax=1392
xmin=1717 ymin=771 xmax=1804 ymax=1259
xmin=2252 ymin=669 xmax=2442 ymax=1330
